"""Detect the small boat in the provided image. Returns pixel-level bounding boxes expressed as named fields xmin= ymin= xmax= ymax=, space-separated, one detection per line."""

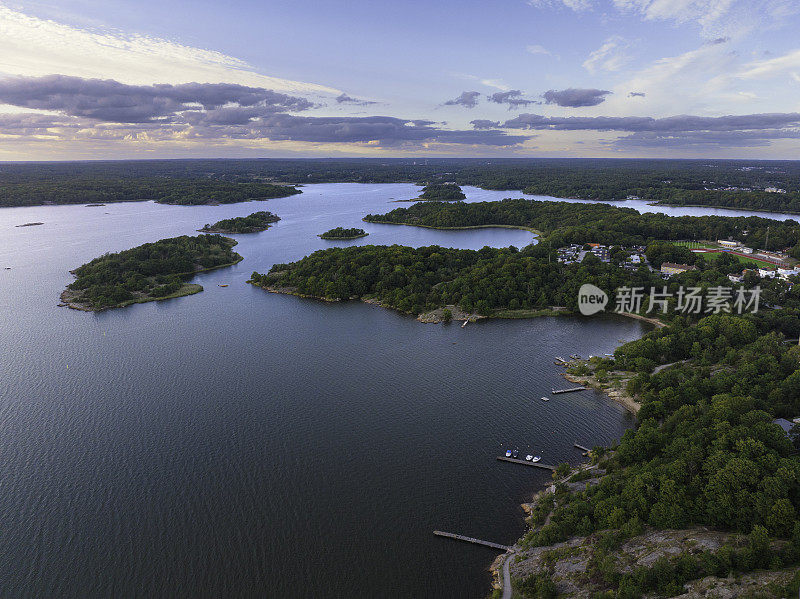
xmin=540 ymin=397 xmax=550 ymax=402
xmin=525 ymin=455 xmax=533 ymax=461
xmin=218 ymin=284 xmax=229 ymax=287
xmin=512 ymin=449 xmax=519 ymax=459
xmin=532 ymin=456 xmax=542 ymax=463
xmin=505 ymin=449 xmax=512 ymax=457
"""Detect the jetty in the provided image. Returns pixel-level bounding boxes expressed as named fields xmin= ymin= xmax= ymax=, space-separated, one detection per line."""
xmin=433 ymin=530 xmax=510 ymax=551
xmin=551 ymin=386 xmax=587 ymax=394
xmin=496 ymin=456 xmax=555 ymax=470
xmin=574 ymin=443 xmax=591 ymax=452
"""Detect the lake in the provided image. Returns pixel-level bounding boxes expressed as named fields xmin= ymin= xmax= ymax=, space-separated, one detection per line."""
xmin=1 ymin=183 xmax=785 ymax=598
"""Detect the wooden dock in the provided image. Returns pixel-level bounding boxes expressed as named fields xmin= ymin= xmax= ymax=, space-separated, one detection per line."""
xmin=496 ymin=456 xmax=555 ymax=470
xmin=433 ymin=530 xmax=510 ymax=551
xmin=574 ymin=443 xmax=591 ymax=452
xmin=552 ymin=387 xmax=586 ymax=394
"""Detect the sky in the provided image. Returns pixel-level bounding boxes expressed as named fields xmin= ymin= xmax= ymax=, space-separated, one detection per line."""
xmin=1 ymin=0 xmax=800 ymax=160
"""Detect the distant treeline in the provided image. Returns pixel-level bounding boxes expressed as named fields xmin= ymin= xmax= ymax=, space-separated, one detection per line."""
xmin=2 ymin=158 xmax=800 ymax=211
xmin=364 ymin=199 xmax=800 ymax=257
xmin=66 ymin=234 xmax=240 ymax=309
xmin=0 ymin=177 xmax=300 ymax=207
xmin=200 ymin=211 xmax=280 ymax=233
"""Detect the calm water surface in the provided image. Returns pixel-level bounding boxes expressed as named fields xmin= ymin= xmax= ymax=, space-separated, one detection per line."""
xmin=2 ymin=183 xmax=779 ymax=598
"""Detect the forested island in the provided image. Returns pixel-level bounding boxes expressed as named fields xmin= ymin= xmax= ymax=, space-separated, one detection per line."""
xmin=416 ymin=183 xmax=466 ymax=201
xmin=318 ymin=227 xmax=368 ymax=240
xmin=2 ymin=158 xmax=800 ymax=212
xmin=61 ymin=234 xmax=242 ymax=310
xmin=365 ymin=198 xmax=800 ymax=257
xmin=199 ymin=211 xmax=280 ymax=234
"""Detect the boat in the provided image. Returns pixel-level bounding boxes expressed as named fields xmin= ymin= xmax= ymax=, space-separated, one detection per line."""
xmin=218 ymin=284 xmax=229 ymax=287
xmin=505 ymin=449 xmax=512 ymax=457
xmin=532 ymin=456 xmax=542 ymax=463
xmin=540 ymin=396 xmax=550 ymax=402
xmin=525 ymin=455 xmax=533 ymax=461
xmin=512 ymin=449 xmax=519 ymax=459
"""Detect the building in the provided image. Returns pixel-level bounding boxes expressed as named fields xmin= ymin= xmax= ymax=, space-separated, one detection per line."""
xmin=661 ymin=262 xmax=698 ymax=276
xmin=717 ymin=240 xmax=739 ymax=248
xmin=774 ymin=418 xmax=796 ymax=439
xmin=759 ymin=268 xmax=777 ymax=279
xmin=740 ymin=247 xmax=754 ymax=254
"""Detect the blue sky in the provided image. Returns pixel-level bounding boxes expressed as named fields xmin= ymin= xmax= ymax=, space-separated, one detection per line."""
xmin=1 ymin=0 xmax=800 ymax=159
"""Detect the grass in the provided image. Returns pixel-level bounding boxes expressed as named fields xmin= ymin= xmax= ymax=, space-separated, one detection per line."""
xmin=668 ymin=240 xmax=776 ymax=269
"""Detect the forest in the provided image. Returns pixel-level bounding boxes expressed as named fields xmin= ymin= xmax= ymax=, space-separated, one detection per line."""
xmin=318 ymin=227 xmax=368 ymax=239
xmin=2 ymin=158 xmax=800 ymax=211
xmin=365 ymin=199 xmax=800 ymax=258
xmin=64 ymin=234 xmax=241 ymax=310
xmin=417 ymin=183 xmax=466 ymax=201
xmin=0 ymin=175 xmax=300 ymax=207
xmin=199 ymin=211 xmax=280 ymax=233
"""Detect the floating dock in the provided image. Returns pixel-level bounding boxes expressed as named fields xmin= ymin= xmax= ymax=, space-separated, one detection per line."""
xmin=496 ymin=456 xmax=555 ymax=470
xmin=574 ymin=443 xmax=591 ymax=452
xmin=551 ymin=387 xmax=587 ymax=394
xmin=433 ymin=530 xmax=510 ymax=551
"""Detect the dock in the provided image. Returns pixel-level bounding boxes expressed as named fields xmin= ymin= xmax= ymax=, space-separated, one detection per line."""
xmin=433 ymin=530 xmax=510 ymax=551
xmin=551 ymin=387 xmax=587 ymax=394
xmin=574 ymin=443 xmax=591 ymax=452
xmin=496 ymin=456 xmax=555 ymax=470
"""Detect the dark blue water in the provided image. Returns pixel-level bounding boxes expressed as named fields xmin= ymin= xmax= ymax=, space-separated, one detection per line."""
xmin=0 ymin=183 xmax=666 ymax=597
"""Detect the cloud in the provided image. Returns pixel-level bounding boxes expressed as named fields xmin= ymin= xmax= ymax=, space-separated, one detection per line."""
xmin=0 ymin=6 xmax=336 ymax=94
xmin=613 ymin=129 xmax=800 ymax=148
xmin=628 ymin=91 xmax=646 ymax=97
xmin=527 ymin=0 xmax=593 ymax=11
xmin=470 ymin=119 xmax=501 ymax=129
xmin=583 ymin=36 xmax=630 ymax=73
xmin=542 ymin=88 xmax=611 ymax=107
xmin=0 ymin=75 xmax=314 ymax=123
xmin=526 ymin=44 xmax=552 ymax=56
xmin=443 ymin=91 xmax=481 ymax=108
xmin=335 ymin=93 xmax=379 ymax=106
xmin=740 ymin=48 xmax=800 ymax=80
xmin=488 ymin=90 xmax=539 ymax=109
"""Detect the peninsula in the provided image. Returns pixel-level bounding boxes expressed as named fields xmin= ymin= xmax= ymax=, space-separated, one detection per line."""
xmin=415 ymin=183 xmax=466 ymax=201
xmin=318 ymin=227 xmax=368 ymax=240
xmin=61 ymin=234 xmax=242 ymax=311
xmin=199 ymin=211 xmax=280 ymax=234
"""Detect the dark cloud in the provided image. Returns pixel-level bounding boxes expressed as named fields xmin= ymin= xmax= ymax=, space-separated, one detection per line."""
xmin=613 ymin=129 xmax=800 ymax=149
xmin=500 ymin=112 xmax=800 ymax=132
xmin=190 ymin=114 xmax=527 ymax=146
xmin=443 ymin=91 xmax=481 ymax=108
xmin=335 ymin=93 xmax=379 ymax=106
xmin=488 ymin=90 xmax=539 ymax=109
xmin=628 ymin=91 xmax=646 ymax=97
xmin=0 ymin=74 xmax=314 ymax=123
xmin=542 ymin=88 xmax=611 ymax=107
xmin=470 ymin=119 xmax=501 ymax=129
xmin=707 ymin=37 xmax=730 ymax=45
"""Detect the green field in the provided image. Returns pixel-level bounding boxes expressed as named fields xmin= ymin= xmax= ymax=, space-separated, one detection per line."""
xmin=669 ymin=241 xmax=775 ymax=269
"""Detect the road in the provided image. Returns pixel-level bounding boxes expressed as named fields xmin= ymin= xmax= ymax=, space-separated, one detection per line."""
xmin=501 ymin=551 xmax=513 ymax=599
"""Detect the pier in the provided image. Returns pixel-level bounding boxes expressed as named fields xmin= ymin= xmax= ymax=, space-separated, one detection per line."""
xmin=433 ymin=530 xmax=511 ymax=551
xmin=551 ymin=386 xmax=586 ymax=394
xmin=496 ymin=456 xmax=555 ymax=470
xmin=574 ymin=443 xmax=591 ymax=452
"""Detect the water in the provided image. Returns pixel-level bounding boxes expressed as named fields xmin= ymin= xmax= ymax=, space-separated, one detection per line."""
xmin=2 ymin=182 xmax=777 ymax=598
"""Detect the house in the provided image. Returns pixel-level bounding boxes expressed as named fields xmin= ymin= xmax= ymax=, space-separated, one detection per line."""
xmin=774 ymin=418 xmax=796 ymax=438
xmin=778 ymin=268 xmax=800 ymax=280
xmin=728 ymin=273 xmax=744 ymax=283
xmin=661 ymin=262 xmax=698 ymax=276
xmin=740 ymin=247 xmax=754 ymax=254
xmin=759 ymin=268 xmax=777 ymax=279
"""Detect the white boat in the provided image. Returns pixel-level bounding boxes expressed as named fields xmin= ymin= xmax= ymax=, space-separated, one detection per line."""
xmin=540 ymin=396 xmax=550 ymax=402
xmin=532 ymin=456 xmax=542 ymax=463
xmin=525 ymin=455 xmax=533 ymax=461
xmin=505 ymin=449 xmax=512 ymax=457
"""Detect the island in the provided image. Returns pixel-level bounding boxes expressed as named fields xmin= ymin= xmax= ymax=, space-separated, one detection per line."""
xmin=15 ymin=222 xmax=44 ymax=227
xmin=416 ymin=183 xmax=466 ymax=201
xmin=199 ymin=211 xmax=280 ymax=234
xmin=61 ymin=234 xmax=242 ymax=311
xmin=318 ymin=227 xmax=369 ymax=240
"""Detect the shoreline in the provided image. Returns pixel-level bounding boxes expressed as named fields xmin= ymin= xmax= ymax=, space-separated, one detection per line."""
xmin=648 ymin=200 xmax=800 ymax=216
xmin=362 ymin=219 xmax=542 ymax=236
xmin=318 ymin=233 xmax=369 ymax=240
